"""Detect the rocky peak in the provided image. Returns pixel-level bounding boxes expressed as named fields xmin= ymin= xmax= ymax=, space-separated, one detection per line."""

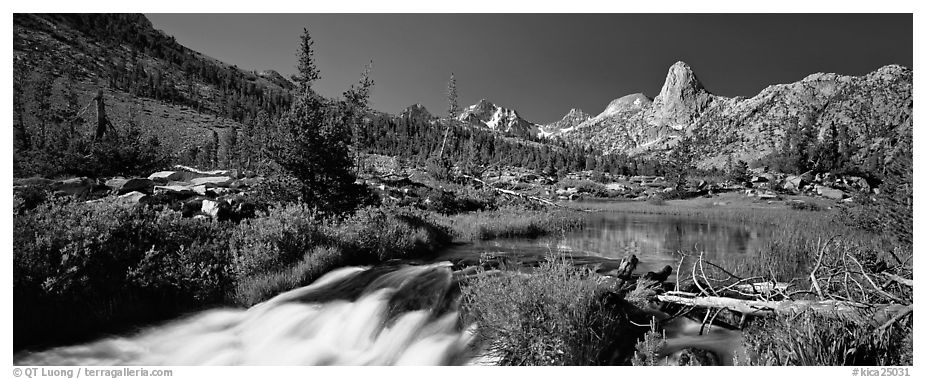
xmin=602 ymin=93 xmax=652 ymax=116
xmin=459 ymin=99 xmax=539 ymax=137
xmin=540 ymin=108 xmax=592 ymax=136
xmin=651 ymin=61 xmax=713 ymax=126
xmin=400 ymin=103 xmax=434 ymax=121
xmin=258 ymin=69 xmax=296 ymax=90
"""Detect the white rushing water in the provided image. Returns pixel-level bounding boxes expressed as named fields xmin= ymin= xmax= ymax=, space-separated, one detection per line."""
xmin=16 ymin=264 xmax=476 ymax=366
xmin=16 ymin=259 xmax=743 ymax=366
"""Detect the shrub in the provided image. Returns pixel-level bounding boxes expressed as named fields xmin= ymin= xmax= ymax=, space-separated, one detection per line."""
xmin=742 ymin=311 xmax=912 ymax=366
xmin=631 ymin=324 xmax=667 ymax=366
xmin=13 ymin=200 xmax=233 ymax=349
xmin=233 ymin=245 xmax=344 ymax=306
xmin=228 ymin=203 xmax=325 ymax=279
xmin=460 ymin=257 xmax=631 ymax=365
xmin=327 ymin=205 xmax=452 ymax=262
xmin=787 ymin=200 xmax=823 ymax=211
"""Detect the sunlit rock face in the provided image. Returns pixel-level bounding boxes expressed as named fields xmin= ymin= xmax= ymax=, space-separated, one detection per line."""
xmin=458 ymin=99 xmax=540 ymax=138
xmin=552 ymin=61 xmax=912 ymax=169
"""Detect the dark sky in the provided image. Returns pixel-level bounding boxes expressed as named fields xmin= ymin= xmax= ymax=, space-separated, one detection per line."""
xmin=146 ymin=14 xmax=912 ymax=124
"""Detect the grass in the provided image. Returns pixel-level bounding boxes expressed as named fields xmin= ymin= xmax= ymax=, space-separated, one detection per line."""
xmin=441 ymin=206 xmax=585 ymax=241
xmin=459 ymin=256 xmax=636 ymax=365
xmin=740 ymin=311 xmax=912 ymax=366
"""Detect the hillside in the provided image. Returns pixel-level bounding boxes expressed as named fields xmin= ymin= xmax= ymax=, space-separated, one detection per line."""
xmin=13 ymin=13 xmax=295 ymax=168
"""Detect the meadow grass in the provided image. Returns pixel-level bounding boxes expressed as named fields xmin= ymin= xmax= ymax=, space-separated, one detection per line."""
xmin=460 ymin=256 xmax=636 ymax=365
xmin=441 ymin=206 xmax=585 ymax=241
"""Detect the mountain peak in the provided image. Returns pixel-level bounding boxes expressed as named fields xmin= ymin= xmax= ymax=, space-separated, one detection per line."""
xmin=459 ymin=99 xmax=538 ymax=137
xmin=651 ymin=61 xmax=712 ymax=126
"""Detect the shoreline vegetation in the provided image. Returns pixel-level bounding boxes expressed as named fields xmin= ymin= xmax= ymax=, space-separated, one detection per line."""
xmin=457 ymin=195 xmax=912 ymax=366
xmin=12 ymin=185 xmax=589 ymax=350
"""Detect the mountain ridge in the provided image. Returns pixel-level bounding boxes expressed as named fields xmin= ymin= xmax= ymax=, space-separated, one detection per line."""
xmin=551 ymin=61 xmax=912 ymax=169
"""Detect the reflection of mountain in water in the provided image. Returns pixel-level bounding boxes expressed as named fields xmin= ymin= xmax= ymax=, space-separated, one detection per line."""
xmin=446 ymin=212 xmax=766 ymax=274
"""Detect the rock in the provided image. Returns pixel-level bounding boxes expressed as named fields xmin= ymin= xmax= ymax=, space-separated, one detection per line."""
xmin=848 ymin=176 xmax=871 ymax=192
xmin=13 ymin=177 xmax=57 ymax=187
xmin=663 ymin=187 xmax=675 ymax=193
xmin=190 ymin=176 xmax=233 ymax=187
xmin=105 ymin=178 xmax=154 ymax=194
xmin=697 ymin=180 xmax=707 ymax=189
xmin=174 ymin=165 xmax=230 ymax=177
xmin=181 ymin=198 xmax=206 ymax=217
xmin=202 ymin=199 xmax=233 ymax=221
xmin=643 ymin=265 xmax=673 ymax=282
xmin=816 ymin=185 xmax=846 ymax=200
xmin=192 ymin=185 xmax=212 ymax=196
xmin=758 ymin=192 xmax=778 ymax=200
xmin=148 ymin=171 xmax=184 ymax=183
xmin=115 ymin=191 xmax=147 ymax=205
xmin=651 ymin=61 xmax=712 ymax=126
xmin=54 ymin=177 xmax=94 ymax=196
xmin=784 ymin=175 xmax=805 ymax=190
xmin=750 ymin=175 xmax=768 ymax=183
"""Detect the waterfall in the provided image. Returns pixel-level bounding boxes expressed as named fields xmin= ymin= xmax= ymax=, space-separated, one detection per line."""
xmin=15 ymin=263 xmax=476 ymax=366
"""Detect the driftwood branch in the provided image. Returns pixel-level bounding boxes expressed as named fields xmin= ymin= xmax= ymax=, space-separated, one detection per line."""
xmin=657 ymin=292 xmax=909 ymax=325
xmin=882 ymin=272 xmax=913 ymax=288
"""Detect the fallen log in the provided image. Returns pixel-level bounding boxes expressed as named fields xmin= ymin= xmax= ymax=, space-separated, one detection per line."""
xmin=656 ymin=293 xmax=909 ymax=325
xmin=731 ymin=281 xmax=790 ymax=295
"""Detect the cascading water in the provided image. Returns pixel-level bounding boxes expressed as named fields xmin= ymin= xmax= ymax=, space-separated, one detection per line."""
xmin=16 ymin=252 xmax=746 ymax=366
xmin=15 ymin=263 xmax=477 ymax=366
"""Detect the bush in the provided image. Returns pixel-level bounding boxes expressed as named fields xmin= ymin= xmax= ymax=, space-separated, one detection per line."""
xmin=14 ymin=200 xmax=233 ymax=349
xmin=742 ymin=311 xmax=912 ymax=366
xmin=228 ymin=203 xmax=325 ymax=279
xmin=460 ymin=257 xmax=631 ymax=365
xmin=327 ymin=205 xmax=452 ymax=262
xmin=787 ymin=200 xmax=823 ymax=211
xmin=233 ymin=245 xmax=344 ymax=306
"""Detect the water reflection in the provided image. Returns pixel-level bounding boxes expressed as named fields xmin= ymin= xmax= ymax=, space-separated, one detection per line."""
xmin=440 ymin=211 xmax=765 ymax=273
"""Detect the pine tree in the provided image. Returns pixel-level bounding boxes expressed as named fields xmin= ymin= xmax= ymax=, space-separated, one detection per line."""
xmin=447 ymin=72 xmax=459 ymax=119
xmin=268 ymin=91 xmax=361 ymax=212
xmin=291 ymin=28 xmax=321 ymax=91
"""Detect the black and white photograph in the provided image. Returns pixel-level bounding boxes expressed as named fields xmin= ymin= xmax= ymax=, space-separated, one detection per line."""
xmin=7 ymin=3 xmax=917 ymax=371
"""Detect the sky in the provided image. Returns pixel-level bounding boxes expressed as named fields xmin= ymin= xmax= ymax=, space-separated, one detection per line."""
xmin=146 ymin=14 xmax=913 ymax=124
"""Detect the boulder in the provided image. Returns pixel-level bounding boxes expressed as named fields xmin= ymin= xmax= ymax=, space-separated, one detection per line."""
xmin=174 ymin=165 xmax=230 ymax=177
xmin=106 ymin=178 xmax=154 ymax=194
xmin=192 ymin=185 xmax=213 ymax=196
xmin=202 ymin=199 xmax=234 ymax=220
xmin=148 ymin=171 xmax=184 ymax=183
xmin=154 ymin=184 xmax=196 ymax=197
xmin=816 ymin=185 xmax=846 ymax=200
xmin=54 ymin=177 xmax=94 ymax=196
xmin=758 ymin=192 xmax=779 ymax=200
xmin=784 ymin=175 xmax=805 ymax=190
xmin=115 ymin=191 xmax=148 ymax=205
xmin=190 ymin=176 xmax=233 ymax=187
xmin=848 ymin=176 xmax=871 ymax=192
xmin=13 ymin=177 xmax=57 ymax=187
